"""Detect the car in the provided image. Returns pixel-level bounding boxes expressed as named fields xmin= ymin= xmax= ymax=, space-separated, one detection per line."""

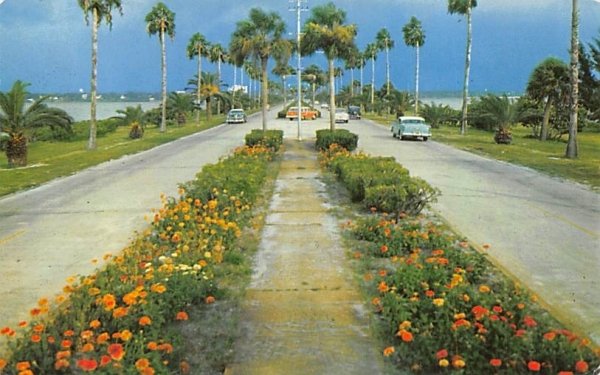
xmin=348 ymin=105 xmax=361 ymax=120
xmin=334 ymin=108 xmax=350 ymax=123
xmin=320 ymin=103 xmax=329 ymax=110
xmin=286 ymin=106 xmax=318 ymax=120
xmin=226 ymin=109 xmax=247 ymax=124
xmin=391 ymin=116 xmax=432 ymax=141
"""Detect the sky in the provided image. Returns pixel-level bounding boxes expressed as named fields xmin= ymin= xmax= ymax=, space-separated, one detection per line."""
xmin=0 ymin=0 xmax=599 ymax=95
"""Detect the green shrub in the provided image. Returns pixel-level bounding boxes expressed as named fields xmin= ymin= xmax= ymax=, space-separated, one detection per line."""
xmin=364 ymin=177 xmax=440 ymax=218
xmin=244 ymin=129 xmax=284 ymax=151
xmin=129 ymin=122 xmax=144 ymax=139
xmin=315 ymin=129 xmax=358 ymax=151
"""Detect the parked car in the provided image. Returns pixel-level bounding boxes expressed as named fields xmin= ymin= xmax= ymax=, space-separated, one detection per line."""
xmin=348 ymin=105 xmax=361 ymax=119
xmin=320 ymin=103 xmax=329 ymax=110
xmin=334 ymin=108 xmax=350 ymax=123
xmin=391 ymin=116 xmax=432 ymax=141
xmin=226 ymin=109 xmax=247 ymax=124
xmin=286 ymin=107 xmax=318 ymax=120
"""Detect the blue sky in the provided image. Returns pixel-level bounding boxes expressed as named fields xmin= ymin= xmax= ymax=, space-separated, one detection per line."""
xmin=0 ymin=0 xmax=599 ymax=94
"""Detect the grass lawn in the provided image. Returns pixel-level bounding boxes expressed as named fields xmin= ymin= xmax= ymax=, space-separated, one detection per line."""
xmin=0 ymin=116 xmax=226 ymax=197
xmin=365 ymin=113 xmax=600 ymax=191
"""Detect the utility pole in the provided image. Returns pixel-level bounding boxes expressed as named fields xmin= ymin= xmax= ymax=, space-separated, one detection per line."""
xmin=290 ymin=0 xmax=308 ymax=141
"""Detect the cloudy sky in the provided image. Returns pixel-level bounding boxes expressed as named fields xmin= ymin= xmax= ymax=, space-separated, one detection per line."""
xmin=0 ymin=0 xmax=598 ymax=94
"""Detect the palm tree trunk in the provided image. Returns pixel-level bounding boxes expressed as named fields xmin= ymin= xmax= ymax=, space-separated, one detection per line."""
xmin=370 ymin=56 xmax=375 ymax=107
xmin=460 ymin=2 xmax=473 ymax=135
xmin=350 ymin=68 xmax=355 ymax=97
xmin=216 ymin=60 xmax=222 ymax=115
xmin=312 ymin=82 xmax=316 ymax=108
xmin=88 ymin=7 xmax=99 ymax=150
xmin=329 ymin=58 xmax=336 ymax=131
xmin=282 ymin=76 xmax=287 ymax=108
xmin=196 ymin=45 xmax=202 ymax=125
xmin=160 ymin=29 xmax=167 ymax=133
xmin=415 ymin=42 xmax=420 ymax=114
xmin=261 ymin=57 xmax=269 ymax=131
xmin=6 ymin=134 xmax=27 ymax=168
xmin=232 ymin=67 xmax=237 ymax=108
xmin=206 ymin=96 xmax=212 ymax=121
xmin=540 ymin=97 xmax=552 ymax=141
xmin=566 ymin=0 xmax=579 ymax=158
xmin=360 ymin=60 xmax=364 ymax=96
xmin=386 ymin=44 xmax=390 ymax=97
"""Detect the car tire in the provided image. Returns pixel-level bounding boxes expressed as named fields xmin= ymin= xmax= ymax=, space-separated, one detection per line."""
xmin=423 ymin=137 xmax=428 ymax=142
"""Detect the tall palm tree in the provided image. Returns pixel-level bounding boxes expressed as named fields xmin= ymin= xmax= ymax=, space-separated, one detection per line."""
xmin=0 ymin=81 xmax=73 ymax=167
xmin=302 ymin=2 xmax=357 ymax=130
xmin=187 ymin=72 xmax=221 ymax=121
xmin=187 ymin=33 xmax=210 ymax=124
xmin=303 ymin=64 xmax=326 ymax=108
xmin=78 ymin=0 xmax=122 ymax=150
xmin=344 ymin=46 xmax=361 ymax=97
xmin=364 ymin=43 xmax=379 ymax=107
xmin=229 ymin=8 xmax=289 ymax=131
xmin=403 ymin=16 xmax=426 ymax=114
xmin=376 ymin=28 xmax=394 ymax=96
xmin=448 ymin=0 xmax=477 ymax=135
xmin=145 ymin=2 xmax=175 ymax=133
xmin=526 ymin=58 xmax=569 ymax=141
xmin=566 ymin=0 xmax=579 ymax=158
xmin=209 ymin=43 xmax=227 ymax=115
xmin=272 ymin=63 xmax=295 ymax=107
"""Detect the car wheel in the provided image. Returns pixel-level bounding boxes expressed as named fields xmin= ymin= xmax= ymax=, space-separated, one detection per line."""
xmin=423 ymin=137 xmax=428 ymax=142
xmin=400 ymin=135 xmax=405 ymax=140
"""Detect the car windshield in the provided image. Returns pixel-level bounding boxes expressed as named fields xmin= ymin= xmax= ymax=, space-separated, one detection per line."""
xmin=336 ymin=109 xmax=347 ymax=113
xmin=402 ymin=119 xmax=425 ymax=125
xmin=230 ymin=110 xmax=244 ymax=114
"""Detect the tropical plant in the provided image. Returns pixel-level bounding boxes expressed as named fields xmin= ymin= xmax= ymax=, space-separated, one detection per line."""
xmin=187 ymin=32 xmax=210 ymax=124
xmin=229 ymin=8 xmax=289 ymax=131
xmin=526 ymin=57 xmax=569 ymax=141
xmin=403 ymin=16 xmax=426 ymax=114
xmin=272 ymin=63 xmax=295 ymax=107
xmin=302 ymin=2 xmax=357 ymax=130
xmin=303 ymin=64 xmax=327 ymax=108
xmin=0 ymin=81 xmax=73 ymax=167
xmin=145 ymin=2 xmax=175 ymax=133
xmin=209 ymin=43 xmax=227 ymax=115
xmin=187 ymin=72 xmax=222 ymax=121
xmin=448 ymin=0 xmax=477 ymax=135
xmin=420 ymin=102 xmax=458 ymax=128
xmin=566 ymin=0 xmax=579 ymax=159
xmin=344 ymin=46 xmax=361 ymax=97
xmin=376 ymin=28 xmax=394 ymax=97
xmin=364 ymin=43 xmax=379 ymax=107
xmin=167 ymin=92 xmax=194 ymax=125
xmin=78 ymin=0 xmax=123 ymax=150
xmin=113 ymin=104 xmax=145 ymax=128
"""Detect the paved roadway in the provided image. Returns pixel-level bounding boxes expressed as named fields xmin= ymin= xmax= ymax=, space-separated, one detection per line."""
xmin=1 ymin=109 xmax=598 ymax=347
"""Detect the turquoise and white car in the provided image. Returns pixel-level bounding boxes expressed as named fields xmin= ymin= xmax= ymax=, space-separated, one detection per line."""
xmin=391 ymin=116 xmax=432 ymax=141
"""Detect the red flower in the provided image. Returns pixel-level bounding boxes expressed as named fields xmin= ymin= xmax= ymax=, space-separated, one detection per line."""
xmin=558 ymin=372 xmax=574 ymax=375
xmin=100 ymin=355 xmax=112 ymax=367
xmin=77 ymin=358 xmax=98 ymax=372
xmin=527 ymin=361 xmax=541 ymax=372
xmin=380 ymin=245 xmax=388 ymax=253
xmin=575 ymin=361 xmax=589 ymax=373
xmin=490 ymin=358 xmax=502 ymax=367
xmin=436 ymin=349 xmax=448 ymax=359
xmin=176 ymin=311 xmax=189 ymax=321
xmin=108 ymin=343 xmax=125 ymax=361
xmin=523 ymin=315 xmax=537 ymax=327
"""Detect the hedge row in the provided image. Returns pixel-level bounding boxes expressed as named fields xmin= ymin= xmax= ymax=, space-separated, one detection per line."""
xmin=244 ymin=129 xmax=284 ymax=152
xmin=0 ymin=139 xmax=277 ymax=374
xmin=315 ymin=129 xmax=358 ymax=152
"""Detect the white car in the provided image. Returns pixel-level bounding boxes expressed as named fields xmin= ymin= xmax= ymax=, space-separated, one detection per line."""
xmin=391 ymin=116 xmax=432 ymax=141
xmin=334 ymin=108 xmax=349 ymax=123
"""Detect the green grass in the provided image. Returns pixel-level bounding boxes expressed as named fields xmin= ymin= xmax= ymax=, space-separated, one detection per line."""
xmin=364 ymin=113 xmax=600 ymax=191
xmin=0 ymin=116 xmax=226 ymax=197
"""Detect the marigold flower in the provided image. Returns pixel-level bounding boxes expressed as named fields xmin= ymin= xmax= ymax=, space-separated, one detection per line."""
xmin=0 ymin=358 xmax=6 ymax=370
xmin=452 ymin=356 xmax=466 ymax=369
xmin=158 ymin=343 xmax=174 ymax=353
xmin=471 ymin=305 xmax=489 ymax=320
xmin=399 ymin=320 xmax=411 ymax=330
xmin=490 ymin=358 xmax=502 ymax=367
xmin=61 ymin=339 xmax=72 ymax=348
xmin=100 ymin=355 xmax=112 ymax=367
xmin=397 ymin=330 xmax=413 ymax=342
xmin=479 ymin=285 xmax=491 ymax=293
xmin=81 ymin=343 xmax=95 ymax=352
xmin=30 ymin=308 xmax=42 ymax=316
xmin=575 ymin=360 xmax=589 ymax=373
xmin=176 ymin=311 xmax=189 ymax=321
xmin=150 ymin=283 xmax=167 ymax=294
xmin=433 ymin=298 xmax=445 ymax=307
xmin=139 ymin=316 xmax=152 ymax=326
xmin=102 ymin=294 xmax=117 ymax=311
xmin=377 ymin=281 xmax=389 ymax=293
xmin=205 ymin=296 xmax=216 ymax=304
xmin=492 ymin=305 xmax=503 ymax=313
xmin=77 ymin=358 xmax=98 ymax=372
xmin=136 ymin=358 xmax=150 ymax=370
xmin=380 ymin=244 xmax=388 ymax=253
xmin=97 ymin=332 xmax=110 ymax=344
xmin=56 ymin=350 xmax=71 ymax=360
xmin=54 ymin=359 xmax=70 ymax=370
xmin=439 ymin=359 xmax=449 ymax=367
xmin=180 ymin=361 xmax=191 ymax=374
xmin=425 ymin=290 xmax=435 ymax=298
xmin=383 ymin=346 xmax=395 ymax=357
xmin=63 ymin=329 xmax=75 ymax=337
xmin=113 ymin=306 xmax=129 ymax=319
xmin=89 ymin=320 xmax=101 ymax=329
xmin=16 ymin=361 xmax=31 ymax=371
xmin=148 ymin=341 xmax=158 ymax=351
xmin=558 ymin=372 xmax=574 ymax=375
xmin=527 ymin=360 xmax=541 ymax=371
xmin=543 ymin=331 xmax=556 ymax=341
xmin=108 ymin=343 xmax=125 ymax=361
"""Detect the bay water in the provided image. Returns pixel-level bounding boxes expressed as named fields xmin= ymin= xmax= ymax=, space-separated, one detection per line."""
xmin=48 ymin=101 xmax=160 ymax=122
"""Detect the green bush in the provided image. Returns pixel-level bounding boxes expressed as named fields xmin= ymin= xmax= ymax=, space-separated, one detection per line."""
xmin=364 ymin=177 xmax=440 ymax=217
xmin=315 ymin=129 xmax=358 ymax=151
xmin=71 ymin=118 xmax=120 ymax=140
xmin=244 ymin=129 xmax=284 ymax=151
xmin=128 ymin=122 xmax=144 ymax=139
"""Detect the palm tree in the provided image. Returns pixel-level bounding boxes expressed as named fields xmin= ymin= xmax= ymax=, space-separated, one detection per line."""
xmin=0 ymin=81 xmax=73 ymax=167
xmin=167 ymin=92 xmax=194 ymax=125
xmin=376 ymin=28 xmax=394 ymax=96
xmin=344 ymin=46 xmax=361 ymax=97
xmin=187 ymin=33 xmax=210 ymax=124
xmin=526 ymin=58 xmax=569 ymax=141
xmin=272 ymin=63 xmax=295 ymax=107
xmin=364 ymin=43 xmax=379 ymax=107
xmin=303 ymin=64 xmax=326 ymax=108
xmin=403 ymin=16 xmax=426 ymax=114
xmin=302 ymin=2 xmax=357 ymax=130
xmin=145 ymin=2 xmax=175 ymax=133
xmin=229 ymin=8 xmax=289 ymax=131
xmin=209 ymin=43 xmax=227 ymax=115
xmin=566 ymin=0 xmax=579 ymax=158
xmin=448 ymin=0 xmax=477 ymax=135
xmin=113 ymin=104 xmax=145 ymax=127
xmin=187 ymin=72 xmax=221 ymax=121
xmin=78 ymin=0 xmax=122 ymax=150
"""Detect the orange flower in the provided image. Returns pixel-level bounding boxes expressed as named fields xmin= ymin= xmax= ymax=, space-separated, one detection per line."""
xmin=176 ymin=311 xmax=189 ymax=321
xmin=479 ymin=285 xmax=491 ymax=293
xmin=380 ymin=245 xmax=389 ymax=253
xmin=31 ymin=334 xmax=41 ymax=343
xmin=96 ymin=332 xmax=110 ymax=344
xmin=81 ymin=343 xmax=95 ymax=352
xmin=30 ymin=308 xmax=42 ymax=316
xmin=32 ymin=324 xmax=44 ymax=333
xmin=147 ymin=341 xmax=158 ymax=351
xmin=139 ymin=316 xmax=152 ymax=326
xmin=56 ymin=350 xmax=71 ymax=360
xmin=100 ymin=355 xmax=112 ymax=367
xmin=575 ymin=361 xmax=589 ymax=373
xmin=452 ymin=356 xmax=466 ymax=369
xmin=89 ymin=320 xmax=101 ymax=329
xmin=150 ymin=283 xmax=167 ymax=294
xmin=77 ymin=358 xmax=98 ymax=372
xmin=397 ymin=330 xmax=413 ymax=343
xmin=205 ymin=296 xmax=216 ymax=304
xmin=80 ymin=330 xmax=94 ymax=340
xmin=102 ymin=294 xmax=117 ymax=311
xmin=543 ymin=331 xmax=556 ymax=341
xmin=558 ymin=372 xmax=574 ymax=375
xmin=108 ymin=343 xmax=125 ymax=361
xmin=18 ymin=320 xmax=27 ymax=328
xmin=54 ymin=359 xmax=70 ymax=371
xmin=377 ymin=281 xmax=389 ymax=293
xmin=136 ymin=358 xmax=150 ymax=370
xmin=16 ymin=361 xmax=31 ymax=371
xmin=425 ymin=290 xmax=435 ymax=298
xmin=113 ymin=307 xmax=129 ymax=319
xmin=61 ymin=339 xmax=72 ymax=348
xmin=158 ymin=343 xmax=173 ymax=353
xmin=180 ymin=361 xmax=191 ymax=374
xmin=383 ymin=346 xmax=395 ymax=357
xmin=119 ymin=329 xmax=133 ymax=341
xmin=63 ymin=329 xmax=75 ymax=337
xmin=527 ymin=361 xmax=541 ymax=372
xmin=0 ymin=359 xmax=6 ymax=370
xmin=490 ymin=358 xmax=502 ymax=367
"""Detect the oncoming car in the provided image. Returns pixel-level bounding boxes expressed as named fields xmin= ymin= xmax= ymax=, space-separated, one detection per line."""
xmin=226 ymin=109 xmax=247 ymax=124
xmin=334 ymin=108 xmax=350 ymax=123
xmin=391 ymin=116 xmax=432 ymax=141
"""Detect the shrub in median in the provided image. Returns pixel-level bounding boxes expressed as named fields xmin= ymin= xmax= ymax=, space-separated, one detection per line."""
xmin=315 ymin=129 xmax=358 ymax=151
xmin=244 ymin=129 xmax=284 ymax=152
xmin=0 ymin=140 xmax=276 ymax=374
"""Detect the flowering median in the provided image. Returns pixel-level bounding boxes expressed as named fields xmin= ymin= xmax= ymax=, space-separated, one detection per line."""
xmin=321 ymin=144 xmax=600 ymax=374
xmin=0 ymin=139 xmax=279 ymax=374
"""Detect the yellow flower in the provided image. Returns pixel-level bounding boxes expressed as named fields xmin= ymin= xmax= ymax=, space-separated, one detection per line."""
xmin=383 ymin=346 xmax=395 ymax=357
xmin=433 ymin=298 xmax=445 ymax=307
xmin=479 ymin=285 xmax=491 ymax=293
xmin=439 ymin=359 xmax=449 ymax=367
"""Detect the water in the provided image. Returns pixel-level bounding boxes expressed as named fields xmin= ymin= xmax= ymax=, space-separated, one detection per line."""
xmin=420 ymin=96 xmax=463 ymax=109
xmin=45 ymin=101 xmax=160 ymax=122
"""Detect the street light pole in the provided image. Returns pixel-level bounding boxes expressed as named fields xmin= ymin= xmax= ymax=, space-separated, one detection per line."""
xmin=290 ymin=0 xmax=307 ymax=141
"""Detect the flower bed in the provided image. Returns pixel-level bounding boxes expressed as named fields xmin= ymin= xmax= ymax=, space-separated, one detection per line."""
xmin=0 ymin=142 xmax=277 ymax=374
xmin=321 ymin=145 xmax=600 ymax=374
